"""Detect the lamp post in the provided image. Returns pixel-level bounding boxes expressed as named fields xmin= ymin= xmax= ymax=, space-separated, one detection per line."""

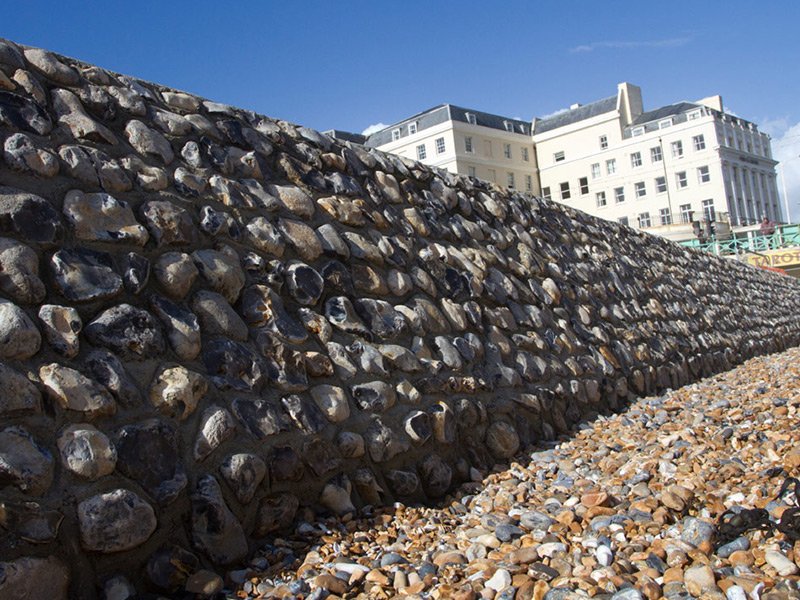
xmin=658 ymin=137 xmax=675 ymax=223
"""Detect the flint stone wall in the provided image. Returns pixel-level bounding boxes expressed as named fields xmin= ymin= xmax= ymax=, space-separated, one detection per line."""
xmin=1 ymin=38 xmax=799 ymax=597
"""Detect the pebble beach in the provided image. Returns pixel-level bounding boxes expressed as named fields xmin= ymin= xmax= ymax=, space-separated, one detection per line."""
xmin=225 ymin=346 xmax=800 ymax=600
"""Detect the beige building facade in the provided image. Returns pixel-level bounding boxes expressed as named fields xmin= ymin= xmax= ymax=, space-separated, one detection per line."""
xmin=363 ymin=104 xmax=539 ymax=195
xmin=532 ymin=83 xmax=781 ymax=241
xmin=336 ymin=85 xmax=781 ymax=242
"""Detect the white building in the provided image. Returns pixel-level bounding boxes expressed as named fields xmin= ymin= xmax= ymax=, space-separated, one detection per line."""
xmin=532 ymin=83 xmax=781 ymax=241
xmin=363 ymin=104 xmax=539 ymax=194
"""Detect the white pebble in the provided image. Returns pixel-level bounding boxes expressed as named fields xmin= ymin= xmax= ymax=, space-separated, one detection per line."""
xmin=485 ymin=568 xmax=511 ymax=592
xmin=595 ymin=544 xmax=614 ymax=566
xmin=334 ymin=562 xmax=370 ymax=574
xmin=764 ymin=550 xmax=799 ymax=576
xmin=725 ymin=585 xmax=747 ymax=600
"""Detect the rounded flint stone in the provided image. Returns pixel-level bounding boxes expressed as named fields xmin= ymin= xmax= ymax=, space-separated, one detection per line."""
xmin=0 ymin=90 xmax=53 ymax=135
xmin=115 ymin=419 xmax=187 ymax=506
xmin=39 ymin=363 xmax=115 ymax=419
xmin=354 ymin=298 xmax=407 ymax=340
xmin=0 ymin=426 xmax=54 ymax=496
xmin=77 ymin=488 xmax=156 ymax=553
xmin=351 ymin=381 xmax=396 ymax=413
xmin=0 ymin=237 xmax=46 ymax=304
xmin=0 ymin=186 xmax=64 ymax=244
xmin=219 ymin=453 xmax=267 ymax=504
xmin=51 ymin=247 xmax=122 ymax=303
xmin=85 ymin=304 xmax=165 ymax=359
xmin=0 ymin=299 xmax=41 ymax=359
xmin=286 ymin=261 xmax=324 ymax=306
xmin=190 ymin=475 xmax=247 ymax=565
xmin=56 ymin=424 xmax=117 ymax=480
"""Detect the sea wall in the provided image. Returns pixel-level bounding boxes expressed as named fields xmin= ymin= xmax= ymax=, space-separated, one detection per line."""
xmin=0 ymin=38 xmax=799 ymax=598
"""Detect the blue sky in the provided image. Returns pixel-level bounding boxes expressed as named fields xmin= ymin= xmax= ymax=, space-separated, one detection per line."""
xmin=4 ymin=0 xmax=800 ymax=212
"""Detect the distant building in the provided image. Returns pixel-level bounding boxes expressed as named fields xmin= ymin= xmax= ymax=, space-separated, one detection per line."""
xmin=362 ymin=104 xmax=539 ymax=194
xmin=333 ymin=84 xmax=782 ymax=242
xmin=532 ymin=83 xmax=781 ymax=241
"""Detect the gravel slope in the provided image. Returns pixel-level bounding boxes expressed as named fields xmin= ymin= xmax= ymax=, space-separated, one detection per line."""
xmin=228 ymin=347 xmax=800 ymax=600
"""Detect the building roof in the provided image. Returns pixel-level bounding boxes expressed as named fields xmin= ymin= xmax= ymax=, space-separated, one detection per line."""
xmin=533 ymin=95 xmax=617 ymax=135
xmin=323 ymin=129 xmax=367 ymax=144
xmin=629 ymin=102 xmax=700 ymax=126
xmin=365 ymin=104 xmax=530 ymax=147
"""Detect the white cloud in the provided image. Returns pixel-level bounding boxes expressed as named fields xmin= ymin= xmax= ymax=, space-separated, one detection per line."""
xmin=570 ymin=36 xmax=691 ymax=53
xmin=759 ymin=116 xmax=790 ymax=138
xmin=771 ymin=120 xmax=800 ymax=222
xmin=361 ymin=122 xmax=388 ymax=136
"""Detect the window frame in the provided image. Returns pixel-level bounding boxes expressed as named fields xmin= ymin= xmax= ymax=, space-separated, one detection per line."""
xmin=416 ymin=144 xmax=426 ymax=160
xmin=579 ymin=177 xmax=589 ymax=195
xmin=507 ymin=172 xmax=515 ymax=188
xmin=541 ymin=186 xmax=551 ymax=201
xmin=560 ymin=181 xmax=571 ymax=200
xmin=466 ymin=112 xmax=477 ymax=125
xmin=521 ymin=147 xmax=530 ymax=162
xmin=676 ymin=171 xmax=688 ymax=189
xmin=391 ymin=128 xmax=401 ymax=141
xmin=659 ymin=207 xmax=672 ymax=225
xmin=554 ymin=150 xmax=565 ymax=163
xmin=591 ymin=163 xmax=601 ymax=179
xmin=692 ymin=134 xmax=706 ymax=151
xmin=408 ymin=122 xmax=418 ymax=135
xmin=671 ymin=140 xmax=684 ymax=158
xmin=655 ymin=176 xmax=667 ymax=194
xmin=606 ymin=158 xmax=617 ymax=175
xmin=504 ymin=143 xmax=512 ymax=159
xmin=599 ymin=135 xmax=608 ymax=150
xmin=435 ymin=137 xmax=446 ymax=154
xmin=525 ymin=174 xmax=532 ymax=191
xmin=631 ymin=152 xmax=642 ymax=168
xmin=614 ymin=187 xmax=625 ymax=203
xmin=702 ymin=199 xmax=715 ymax=222
xmin=464 ymin=136 xmax=473 ymax=153
xmin=650 ymin=146 xmax=663 ymax=163
xmin=634 ymin=181 xmax=646 ymax=198
xmin=638 ymin=212 xmax=651 ymax=228
xmin=697 ymin=165 xmax=710 ymax=183
xmin=658 ymin=118 xmax=673 ymax=129
xmin=595 ymin=191 xmax=607 ymax=207
xmin=631 ymin=126 xmax=645 ymax=137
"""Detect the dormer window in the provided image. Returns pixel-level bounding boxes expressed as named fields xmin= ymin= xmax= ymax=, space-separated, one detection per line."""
xmin=466 ymin=112 xmax=477 ymax=125
xmin=408 ymin=121 xmax=418 ymax=135
xmin=658 ymin=118 xmax=673 ymax=129
xmin=631 ymin=126 xmax=644 ymax=137
xmin=687 ymin=110 xmax=702 ymax=121
xmin=504 ymin=120 xmax=514 ymax=132
xmin=391 ymin=128 xmax=401 ymax=141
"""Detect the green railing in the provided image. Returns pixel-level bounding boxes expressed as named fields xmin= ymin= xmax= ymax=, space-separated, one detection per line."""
xmin=679 ymin=224 xmax=800 ymax=256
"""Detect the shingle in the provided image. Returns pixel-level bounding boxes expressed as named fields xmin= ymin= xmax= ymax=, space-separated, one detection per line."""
xmin=630 ymin=102 xmax=700 ymax=126
xmin=533 ymin=96 xmax=617 ymax=134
